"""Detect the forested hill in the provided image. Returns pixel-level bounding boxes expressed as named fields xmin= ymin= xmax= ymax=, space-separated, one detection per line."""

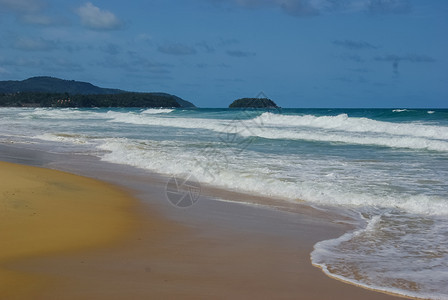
xmin=229 ymin=98 xmax=279 ymax=109
xmin=0 ymin=77 xmax=195 ymax=108
xmin=0 ymin=76 xmax=124 ymax=95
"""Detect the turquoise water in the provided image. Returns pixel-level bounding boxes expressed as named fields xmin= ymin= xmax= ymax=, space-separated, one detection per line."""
xmin=1 ymin=107 xmax=447 ymax=299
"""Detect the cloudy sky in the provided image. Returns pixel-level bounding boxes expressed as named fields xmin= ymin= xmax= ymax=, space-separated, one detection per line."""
xmin=0 ymin=0 xmax=447 ymax=107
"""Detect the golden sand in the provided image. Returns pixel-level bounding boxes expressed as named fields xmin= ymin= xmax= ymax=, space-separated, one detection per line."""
xmin=0 ymin=161 xmax=136 ymax=298
xmin=0 ymin=161 xmax=404 ymax=299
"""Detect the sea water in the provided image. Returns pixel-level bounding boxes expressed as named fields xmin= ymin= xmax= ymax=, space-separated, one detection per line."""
xmin=1 ymin=107 xmax=447 ymax=299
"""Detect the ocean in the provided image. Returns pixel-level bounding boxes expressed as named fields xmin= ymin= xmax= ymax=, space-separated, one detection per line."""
xmin=1 ymin=107 xmax=447 ymax=299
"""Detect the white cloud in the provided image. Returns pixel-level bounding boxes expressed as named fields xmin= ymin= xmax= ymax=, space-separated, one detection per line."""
xmin=0 ymin=0 xmax=43 ymax=13
xmin=0 ymin=0 xmax=62 ymax=26
xmin=76 ymin=2 xmax=123 ymax=30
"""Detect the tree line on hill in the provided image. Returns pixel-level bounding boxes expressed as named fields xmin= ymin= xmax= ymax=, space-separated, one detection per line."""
xmin=0 ymin=92 xmax=188 ymax=108
xmin=0 ymin=76 xmax=195 ymax=108
xmin=229 ymin=98 xmax=279 ymax=109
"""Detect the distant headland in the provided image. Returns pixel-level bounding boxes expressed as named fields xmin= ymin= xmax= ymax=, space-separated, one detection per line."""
xmin=229 ymin=97 xmax=279 ymax=109
xmin=0 ymin=76 xmax=195 ymax=108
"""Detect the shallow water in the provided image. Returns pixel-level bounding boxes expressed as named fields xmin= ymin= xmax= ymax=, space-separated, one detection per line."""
xmin=1 ymin=107 xmax=447 ymax=299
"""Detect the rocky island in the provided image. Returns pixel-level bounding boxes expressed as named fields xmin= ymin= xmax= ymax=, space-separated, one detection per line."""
xmin=229 ymin=97 xmax=279 ymax=109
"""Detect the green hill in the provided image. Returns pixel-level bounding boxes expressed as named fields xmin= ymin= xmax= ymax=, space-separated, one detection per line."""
xmin=0 ymin=76 xmax=195 ymax=108
xmin=0 ymin=76 xmax=123 ymax=95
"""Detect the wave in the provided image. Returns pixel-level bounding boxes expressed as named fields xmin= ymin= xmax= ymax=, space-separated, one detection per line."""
xmin=104 ymin=111 xmax=448 ymax=152
xmin=253 ymin=113 xmax=448 ymax=140
xmin=311 ymin=213 xmax=448 ymax=300
xmin=241 ymin=127 xmax=448 ymax=152
xmin=18 ymin=108 xmax=107 ymax=120
xmin=141 ymin=108 xmax=174 ymax=114
xmin=26 ymin=131 xmax=448 ymax=216
xmin=15 ymin=108 xmax=447 ymax=152
xmin=97 ymin=138 xmax=448 ymax=216
xmin=105 ymin=110 xmax=228 ymax=130
xmin=33 ymin=133 xmax=91 ymax=144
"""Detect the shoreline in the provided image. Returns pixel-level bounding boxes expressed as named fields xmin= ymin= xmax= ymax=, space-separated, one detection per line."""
xmin=0 ymin=143 xmax=406 ymax=299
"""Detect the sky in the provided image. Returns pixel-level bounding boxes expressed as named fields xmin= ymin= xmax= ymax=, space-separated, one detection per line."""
xmin=0 ymin=0 xmax=447 ymax=108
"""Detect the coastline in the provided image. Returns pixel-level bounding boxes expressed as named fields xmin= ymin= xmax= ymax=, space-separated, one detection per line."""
xmin=0 ymin=143 xmax=406 ymax=299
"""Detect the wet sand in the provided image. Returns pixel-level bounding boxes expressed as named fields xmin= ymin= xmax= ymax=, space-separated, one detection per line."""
xmin=0 ymin=145 xmax=406 ymax=299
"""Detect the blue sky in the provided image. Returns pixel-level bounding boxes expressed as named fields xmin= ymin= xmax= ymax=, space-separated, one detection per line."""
xmin=0 ymin=0 xmax=447 ymax=108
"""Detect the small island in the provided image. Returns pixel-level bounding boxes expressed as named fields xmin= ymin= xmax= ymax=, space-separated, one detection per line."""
xmin=229 ymin=97 xmax=279 ymax=109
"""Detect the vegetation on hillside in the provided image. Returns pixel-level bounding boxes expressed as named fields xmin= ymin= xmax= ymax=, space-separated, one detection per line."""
xmin=0 ymin=76 xmax=195 ymax=108
xmin=0 ymin=76 xmax=123 ymax=95
xmin=229 ymin=98 xmax=279 ymax=108
xmin=0 ymin=92 xmax=186 ymax=108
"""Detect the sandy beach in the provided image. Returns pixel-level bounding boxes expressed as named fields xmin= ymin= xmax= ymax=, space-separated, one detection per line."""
xmin=0 ymin=146 xmax=406 ymax=299
xmin=1 ymin=0 xmax=446 ymax=298
xmin=0 ymin=160 xmax=137 ymax=298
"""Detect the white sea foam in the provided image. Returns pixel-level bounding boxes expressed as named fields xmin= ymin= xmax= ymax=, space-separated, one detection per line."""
xmin=252 ymin=112 xmax=448 ymax=140
xmin=26 ymin=110 xmax=448 ymax=152
xmin=18 ymin=108 xmax=107 ymax=120
xmin=141 ymin=108 xmax=174 ymax=114
xmin=240 ymin=127 xmax=448 ymax=152
xmin=33 ymin=133 xmax=90 ymax=144
xmin=311 ymin=213 xmax=448 ymax=300
xmin=392 ymin=109 xmax=409 ymax=112
xmin=104 ymin=111 xmax=448 ymax=151
xmin=97 ymin=138 xmax=448 ymax=217
xmin=105 ymin=110 xmax=226 ymax=130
